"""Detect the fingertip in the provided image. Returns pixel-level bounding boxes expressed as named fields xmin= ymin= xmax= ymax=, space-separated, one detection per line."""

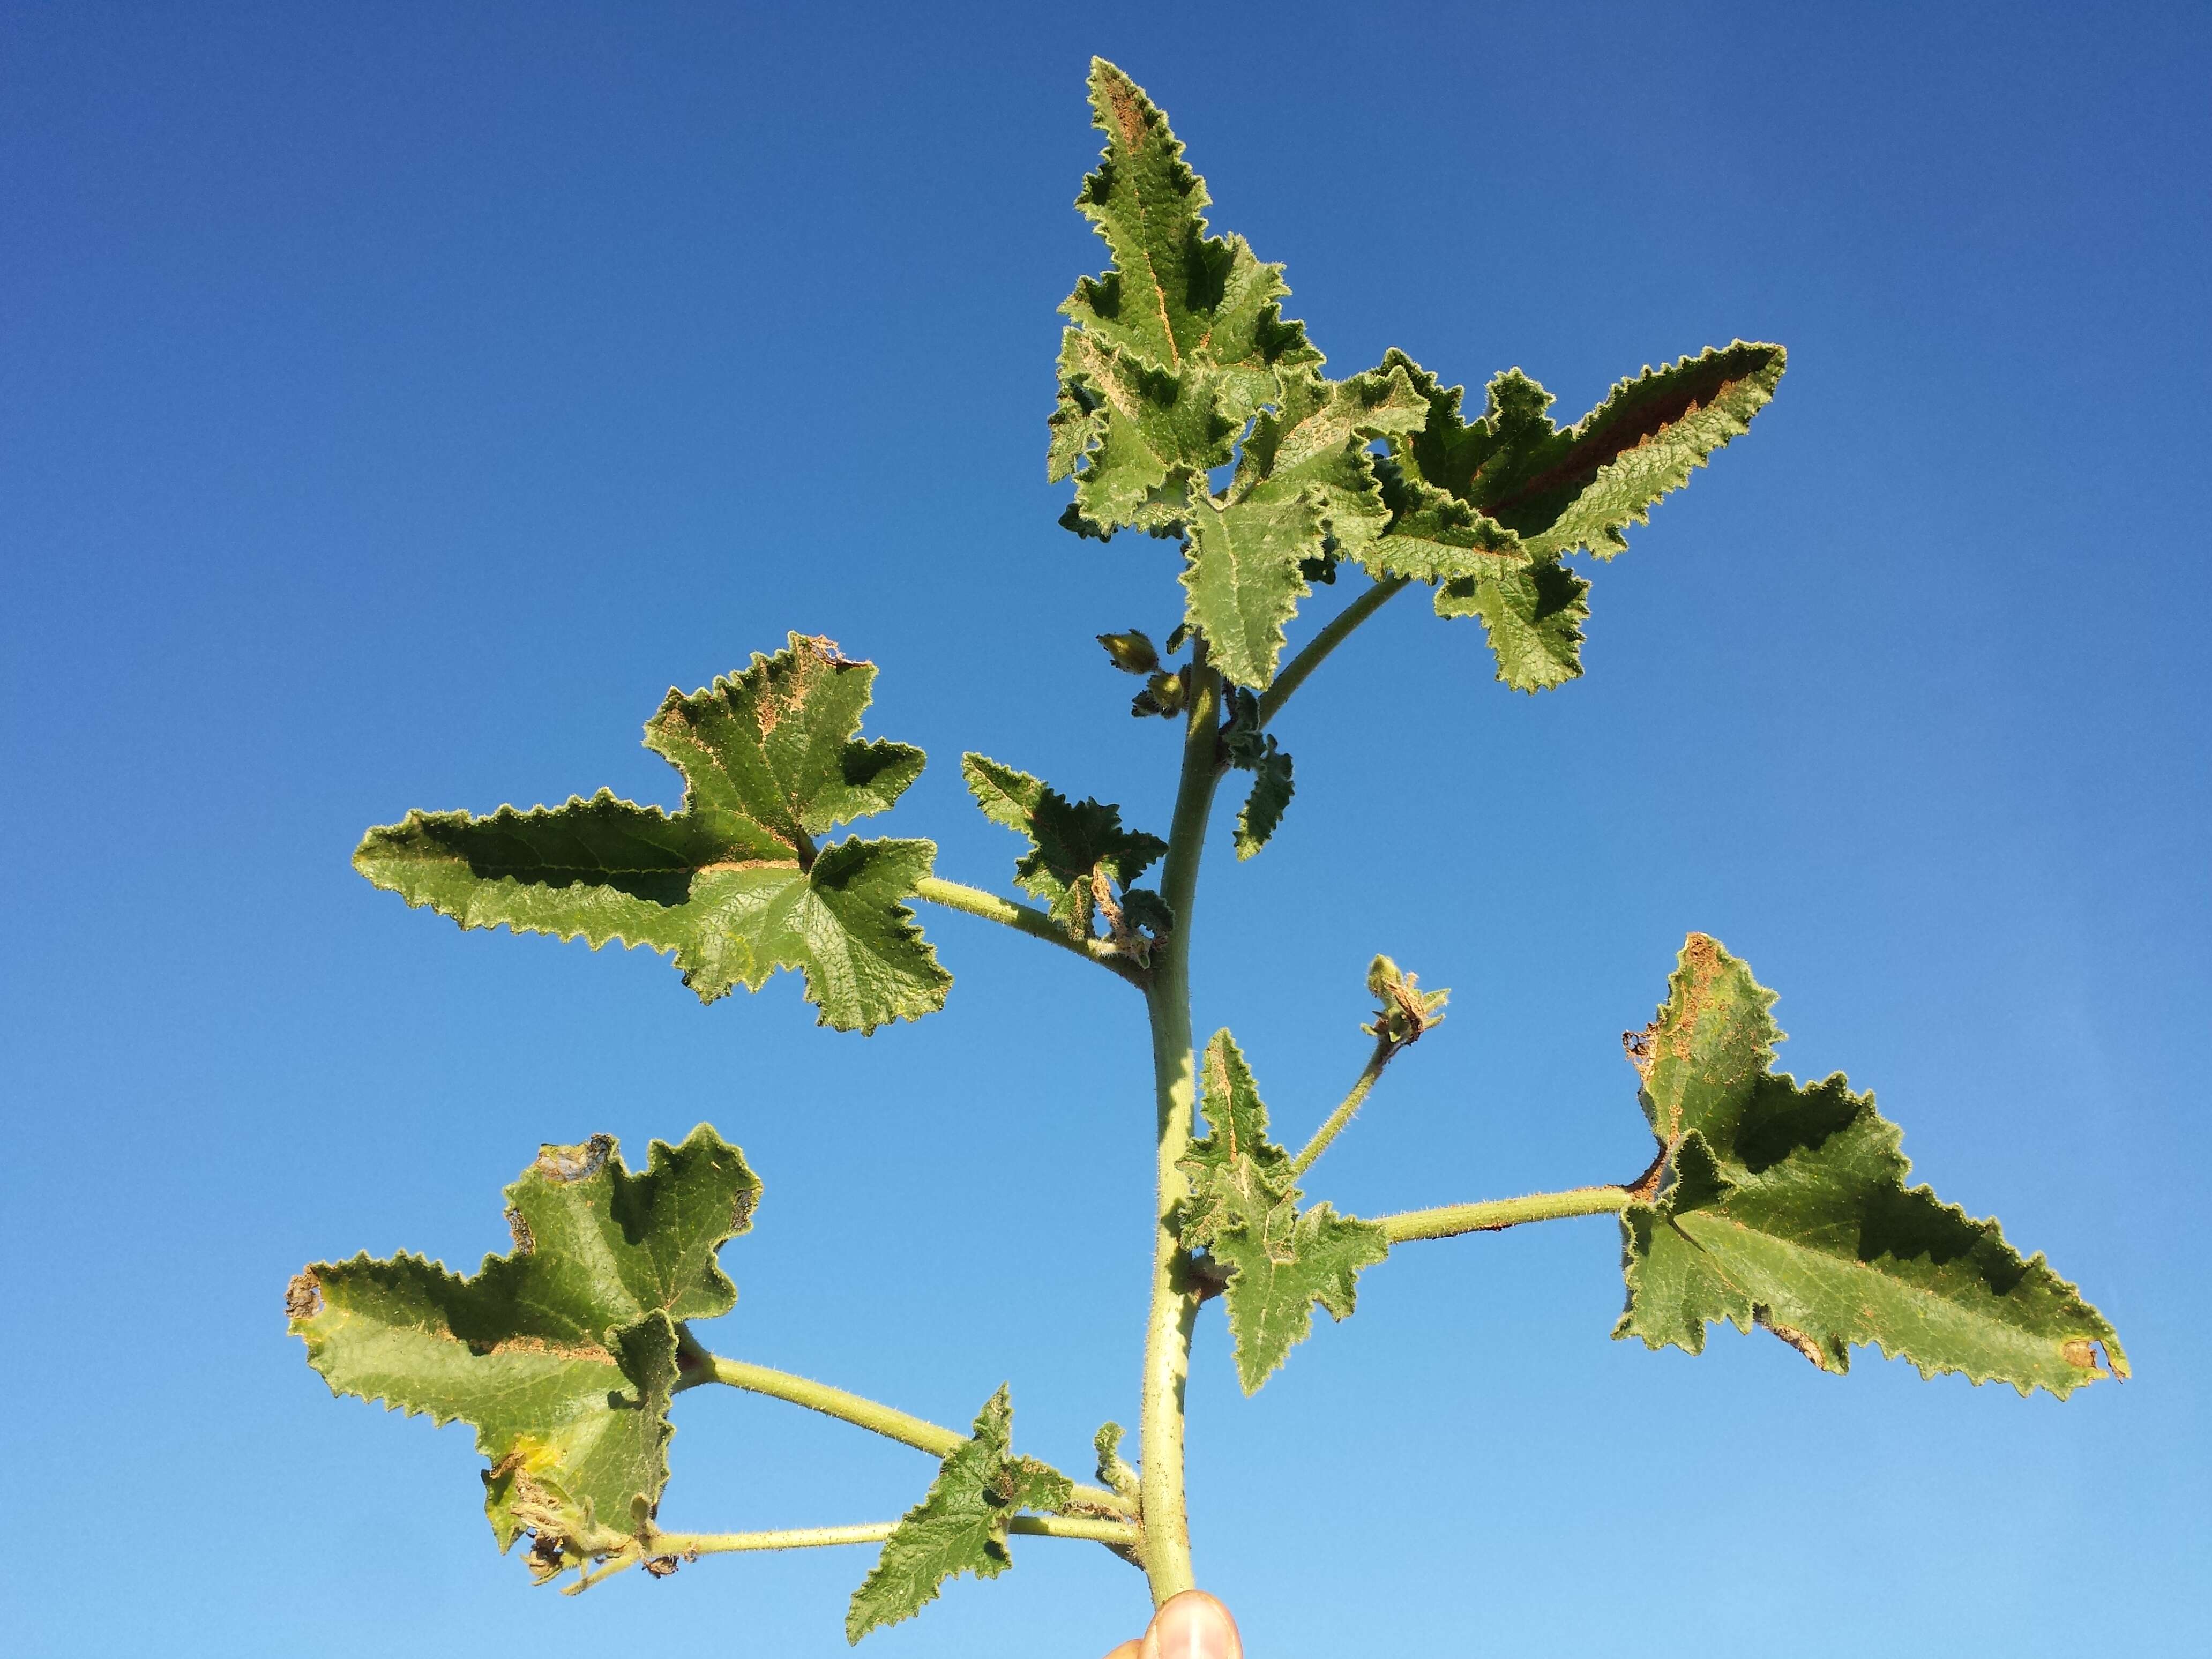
xmin=1140 ymin=1589 xmax=1242 ymax=1659
xmin=1102 ymin=1642 xmax=1144 ymax=1659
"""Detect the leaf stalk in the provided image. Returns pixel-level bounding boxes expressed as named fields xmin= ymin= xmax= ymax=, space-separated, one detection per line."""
xmin=913 ymin=876 xmax=1150 ymax=987
xmin=1376 ymin=1184 xmax=1634 ymax=1243
xmin=687 ymin=1347 xmax=1134 ymax=1516
xmin=1256 ymin=574 xmax=1410 ymax=728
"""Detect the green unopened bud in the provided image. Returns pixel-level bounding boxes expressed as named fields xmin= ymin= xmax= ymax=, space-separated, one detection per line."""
xmin=1146 ymin=670 xmax=1185 ymax=715
xmin=1362 ymin=954 xmax=1449 ymax=1047
xmin=1097 ymin=629 xmax=1160 ymax=676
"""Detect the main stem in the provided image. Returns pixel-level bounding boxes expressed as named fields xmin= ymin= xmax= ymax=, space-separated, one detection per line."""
xmin=1137 ymin=644 xmax=1224 ymax=1606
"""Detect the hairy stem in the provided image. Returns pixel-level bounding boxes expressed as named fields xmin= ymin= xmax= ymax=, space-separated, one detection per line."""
xmin=914 ymin=876 xmax=1149 ymax=988
xmin=687 ymin=1349 xmax=1134 ymax=1517
xmin=1257 ymin=574 xmax=1410 ymax=728
xmin=1138 ymin=644 xmax=1225 ymax=1607
xmin=1288 ymin=1039 xmax=1394 ymax=1178
xmin=1376 ymin=1184 xmax=1633 ymax=1243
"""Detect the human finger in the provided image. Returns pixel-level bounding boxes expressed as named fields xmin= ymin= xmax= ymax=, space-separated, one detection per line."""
xmin=1138 ymin=1589 xmax=1242 ymax=1659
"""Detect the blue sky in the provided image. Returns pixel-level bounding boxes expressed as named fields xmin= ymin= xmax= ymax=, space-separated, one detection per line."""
xmin=3 ymin=3 xmax=2206 ymax=1654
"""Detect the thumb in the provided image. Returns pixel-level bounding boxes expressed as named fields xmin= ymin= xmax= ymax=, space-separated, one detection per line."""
xmin=1139 ymin=1590 xmax=1242 ymax=1659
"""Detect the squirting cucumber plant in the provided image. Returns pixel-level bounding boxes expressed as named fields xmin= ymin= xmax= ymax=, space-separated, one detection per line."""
xmin=288 ymin=58 xmax=2128 ymax=1645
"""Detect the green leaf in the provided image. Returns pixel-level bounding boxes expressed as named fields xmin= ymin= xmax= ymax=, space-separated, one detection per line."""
xmin=1433 ymin=558 xmax=1591 ymax=692
xmin=1615 ymin=935 xmax=2128 ymax=1398
xmin=1382 ymin=342 xmax=1785 ymax=561
xmin=1232 ymin=738 xmax=1293 ymax=859
xmin=960 ymin=753 xmax=1167 ymax=932
xmin=1180 ymin=1030 xmax=1390 ymax=1391
xmin=846 ymin=1386 xmax=1074 ymax=1643
xmin=353 ymin=633 xmax=950 ymax=1034
xmin=1183 ymin=365 xmax=1429 ymax=686
xmin=1365 ymin=344 xmax=1779 ymax=688
xmin=1092 ymin=1421 xmax=1136 ymax=1499
xmin=1049 ymin=59 xmax=1320 ymax=540
xmin=287 ymin=1127 xmax=760 ymax=1571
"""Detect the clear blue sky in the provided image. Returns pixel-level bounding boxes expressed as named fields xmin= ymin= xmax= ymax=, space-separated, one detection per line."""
xmin=4 ymin=4 xmax=2206 ymax=1654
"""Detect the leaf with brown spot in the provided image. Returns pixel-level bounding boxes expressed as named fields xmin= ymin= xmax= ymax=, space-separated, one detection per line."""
xmin=353 ymin=633 xmax=950 ymax=1033
xmin=288 ymin=1126 xmax=760 ymax=1560
xmin=1615 ymin=937 xmax=2128 ymax=1398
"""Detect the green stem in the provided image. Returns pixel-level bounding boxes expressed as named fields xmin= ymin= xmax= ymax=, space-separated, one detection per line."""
xmin=688 ymin=1349 xmax=1134 ymax=1517
xmin=1137 ymin=643 xmax=1225 ymax=1607
xmin=565 ymin=1514 xmax=1140 ymax=1594
xmin=1288 ymin=1040 xmax=1393 ymax=1178
xmin=1376 ymin=1184 xmax=1633 ymax=1244
xmin=914 ymin=876 xmax=1149 ymax=988
xmin=1257 ymin=574 xmax=1410 ymax=728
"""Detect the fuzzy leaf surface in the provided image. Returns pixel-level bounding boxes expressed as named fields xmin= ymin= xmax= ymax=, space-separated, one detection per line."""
xmin=1049 ymin=59 xmax=1319 ymax=540
xmin=288 ymin=1127 xmax=760 ymax=1556
xmin=1180 ymin=1030 xmax=1389 ymax=1391
xmin=1183 ymin=365 xmax=1429 ymax=686
xmin=1433 ymin=559 xmax=1591 ymax=692
xmin=1383 ymin=343 xmax=1784 ymax=559
xmin=354 ymin=634 xmax=949 ymax=1033
xmin=960 ymin=753 xmax=1165 ymax=931
xmin=846 ymin=1386 xmax=1073 ymax=1642
xmin=1616 ymin=936 xmax=2128 ymax=1397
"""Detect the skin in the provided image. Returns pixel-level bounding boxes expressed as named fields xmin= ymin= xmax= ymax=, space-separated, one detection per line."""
xmin=1104 ymin=1589 xmax=1243 ymax=1659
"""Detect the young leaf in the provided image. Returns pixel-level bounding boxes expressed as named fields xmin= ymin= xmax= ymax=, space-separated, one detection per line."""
xmin=1049 ymin=59 xmax=1320 ymax=541
xmin=286 ymin=1127 xmax=760 ymax=1569
xmin=1180 ymin=1030 xmax=1390 ymax=1391
xmin=1232 ymin=738 xmax=1293 ymax=859
xmin=1615 ymin=936 xmax=2128 ymax=1397
xmin=846 ymin=1386 xmax=1074 ymax=1642
xmin=353 ymin=634 xmax=950 ymax=1034
xmin=960 ymin=753 xmax=1167 ymax=932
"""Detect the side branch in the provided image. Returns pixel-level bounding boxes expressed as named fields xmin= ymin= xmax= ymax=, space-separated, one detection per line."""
xmin=914 ymin=876 xmax=1149 ymax=987
xmin=685 ymin=1348 xmax=1134 ymax=1516
xmin=1257 ymin=573 xmax=1410 ymax=728
xmin=1289 ymin=1040 xmax=1393 ymax=1178
xmin=1377 ymin=1184 xmax=1633 ymax=1243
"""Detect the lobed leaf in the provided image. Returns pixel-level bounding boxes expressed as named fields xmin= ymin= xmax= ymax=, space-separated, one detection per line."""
xmin=1183 ymin=365 xmax=1430 ymax=686
xmin=846 ymin=1386 xmax=1074 ymax=1642
xmin=1615 ymin=936 xmax=2128 ymax=1397
xmin=1050 ymin=58 xmax=1319 ymax=541
xmin=960 ymin=753 xmax=1166 ymax=932
xmin=1180 ymin=1030 xmax=1389 ymax=1391
xmin=287 ymin=1127 xmax=759 ymax=1564
xmin=354 ymin=634 xmax=950 ymax=1033
xmin=1366 ymin=343 xmax=1781 ymax=689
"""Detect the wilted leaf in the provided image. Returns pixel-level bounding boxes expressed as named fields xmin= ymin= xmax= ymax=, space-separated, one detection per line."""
xmin=288 ymin=1127 xmax=759 ymax=1567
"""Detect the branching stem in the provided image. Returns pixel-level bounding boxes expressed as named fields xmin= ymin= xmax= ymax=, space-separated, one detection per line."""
xmin=1257 ymin=574 xmax=1410 ymax=728
xmin=1137 ymin=642 xmax=1225 ymax=1607
xmin=686 ymin=1347 xmax=1134 ymax=1517
xmin=914 ymin=876 xmax=1150 ymax=988
xmin=1289 ymin=1038 xmax=1394 ymax=1178
xmin=1376 ymin=1184 xmax=1634 ymax=1243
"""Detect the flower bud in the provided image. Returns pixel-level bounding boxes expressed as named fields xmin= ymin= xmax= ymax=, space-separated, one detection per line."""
xmin=1097 ymin=629 xmax=1160 ymax=676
